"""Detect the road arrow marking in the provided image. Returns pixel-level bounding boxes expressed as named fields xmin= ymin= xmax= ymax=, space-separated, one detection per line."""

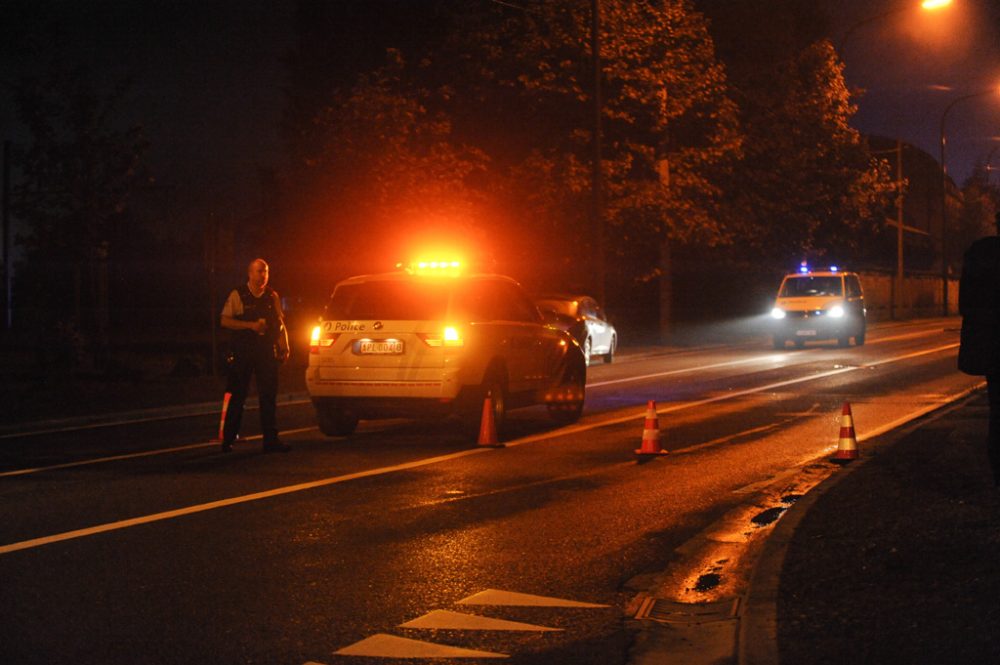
xmin=400 ymin=609 xmax=561 ymax=632
xmin=457 ymin=589 xmax=608 ymax=608
xmin=333 ymin=633 xmax=507 ymax=658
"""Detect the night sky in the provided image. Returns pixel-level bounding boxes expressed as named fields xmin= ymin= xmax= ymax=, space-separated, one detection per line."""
xmin=831 ymin=0 xmax=1000 ymax=183
xmin=3 ymin=0 xmax=1000 ymax=242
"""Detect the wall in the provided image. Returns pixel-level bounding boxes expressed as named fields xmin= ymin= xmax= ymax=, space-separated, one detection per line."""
xmin=859 ymin=270 xmax=958 ymax=322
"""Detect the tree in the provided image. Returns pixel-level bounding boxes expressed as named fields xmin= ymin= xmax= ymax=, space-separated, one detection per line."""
xmin=11 ymin=66 xmax=147 ymax=366
xmin=279 ymin=48 xmax=490 ymax=282
xmin=278 ymin=0 xmax=741 ymax=341
xmin=957 ymin=166 xmax=999 ymax=260
xmin=699 ymin=0 xmax=895 ymax=268
xmin=446 ymin=1 xmax=741 ymax=272
xmin=723 ymin=40 xmax=894 ymax=265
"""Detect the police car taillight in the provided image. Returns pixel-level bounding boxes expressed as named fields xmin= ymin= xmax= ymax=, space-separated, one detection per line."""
xmin=418 ymin=326 xmax=464 ymax=347
xmin=310 ymin=325 xmax=339 ymax=354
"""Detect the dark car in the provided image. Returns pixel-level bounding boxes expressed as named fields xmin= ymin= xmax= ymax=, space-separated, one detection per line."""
xmin=533 ymin=294 xmax=617 ymax=365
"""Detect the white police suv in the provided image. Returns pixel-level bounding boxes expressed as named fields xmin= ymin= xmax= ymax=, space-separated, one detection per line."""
xmin=306 ymin=261 xmax=587 ymax=438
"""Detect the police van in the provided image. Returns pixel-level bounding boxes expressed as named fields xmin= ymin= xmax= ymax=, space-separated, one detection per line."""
xmin=769 ymin=267 xmax=866 ymax=349
xmin=306 ymin=261 xmax=587 ymax=439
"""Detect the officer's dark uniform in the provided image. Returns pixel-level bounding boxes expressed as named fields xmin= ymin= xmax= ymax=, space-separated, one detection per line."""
xmin=959 ymin=227 xmax=1000 ymax=487
xmin=222 ymin=284 xmax=285 ymax=451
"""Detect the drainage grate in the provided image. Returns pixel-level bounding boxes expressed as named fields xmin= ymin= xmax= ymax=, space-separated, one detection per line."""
xmin=635 ymin=597 xmax=740 ymax=624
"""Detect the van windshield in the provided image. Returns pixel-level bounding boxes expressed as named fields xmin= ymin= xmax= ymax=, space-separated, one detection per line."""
xmin=325 ymin=281 xmax=452 ymax=320
xmin=779 ymin=276 xmax=842 ymax=297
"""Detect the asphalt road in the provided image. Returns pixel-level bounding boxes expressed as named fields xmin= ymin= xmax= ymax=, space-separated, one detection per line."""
xmin=0 ymin=319 xmax=976 ymax=665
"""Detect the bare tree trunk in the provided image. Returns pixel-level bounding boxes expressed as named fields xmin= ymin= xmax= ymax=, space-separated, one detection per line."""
xmin=658 ymin=236 xmax=672 ymax=344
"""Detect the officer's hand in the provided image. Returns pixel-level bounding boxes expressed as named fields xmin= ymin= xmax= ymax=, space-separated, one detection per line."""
xmin=251 ymin=319 xmax=267 ymax=334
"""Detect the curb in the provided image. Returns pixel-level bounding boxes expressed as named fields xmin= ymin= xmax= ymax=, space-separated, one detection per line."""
xmin=736 ymin=391 xmax=981 ymax=665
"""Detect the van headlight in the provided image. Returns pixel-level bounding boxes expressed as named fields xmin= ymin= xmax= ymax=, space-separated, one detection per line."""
xmin=828 ymin=305 xmax=845 ymax=318
xmin=770 ymin=307 xmax=786 ymax=319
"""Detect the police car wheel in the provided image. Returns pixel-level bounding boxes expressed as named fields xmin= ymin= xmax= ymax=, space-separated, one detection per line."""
xmin=773 ymin=336 xmax=785 ymax=350
xmin=603 ymin=336 xmax=616 ymax=364
xmin=794 ymin=339 xmax=805 ymax=349
xmin=837 ymin=335 xmax=850 ymax=348
xmin=316 ymin=406 xmax=359 ymax=437
xmin=462 ymin=372 xmax=507 ymax=440
xmin=855 ymin=327 xmax=866 ymax=346
xmin=547 ymin=359 xmax=585 ymax=425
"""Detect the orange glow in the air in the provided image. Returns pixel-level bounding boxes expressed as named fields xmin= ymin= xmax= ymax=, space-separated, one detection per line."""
xmin=921 ymin=0 xmax=951 ymax=9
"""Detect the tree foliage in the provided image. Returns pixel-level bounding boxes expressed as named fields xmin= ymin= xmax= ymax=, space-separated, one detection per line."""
xmin=280 ymin=0 xmax=742 ymax=289
xmin=719 ymin=39 xmax=895 ymax=264
xmin=11 ymin=66 xmax=147 ymax=347
xmin=957 ymin=167 xmax=999 ymax=261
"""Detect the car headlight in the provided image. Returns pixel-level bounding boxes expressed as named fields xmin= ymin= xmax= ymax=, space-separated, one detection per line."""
xmin=828 ymin=305 xmax=845 ymax=318
xmin=770 ymin=307 xmax=786 ymax=319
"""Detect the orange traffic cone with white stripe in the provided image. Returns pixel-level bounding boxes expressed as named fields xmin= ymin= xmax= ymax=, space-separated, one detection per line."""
xmin=213 ymin=392 xmax=232 ymax=442
xmin=831 ymin=401 xmax=859 ymax=463
xmin=635 ymin=400 xmax=669 ymax=459
xmin=477 ymin=391 xmax=504 ymax=448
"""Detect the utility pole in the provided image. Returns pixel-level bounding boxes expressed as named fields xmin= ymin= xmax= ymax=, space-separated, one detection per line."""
xmin=895 ymin=140 xmax=904 ymax=320
xmin=2 ymin=140 xmax=11 ymax=330
xmin=589 ymin=0 xmax=604 ymax=305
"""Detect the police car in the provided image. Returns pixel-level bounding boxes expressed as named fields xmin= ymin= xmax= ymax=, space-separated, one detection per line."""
xmin=306 ymin=260 xmax=587 ymax=438
xmin=769 ymin=266 xmax=866 ymax=349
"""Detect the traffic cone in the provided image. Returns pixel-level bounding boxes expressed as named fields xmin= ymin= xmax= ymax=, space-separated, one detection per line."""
xmin=635 ymin=400 xmax=669 ymax=458
xmin=831 ymin=401 xmax=859 ymax=463
xmin=477 ymin=391 xmax=504 ymax=448
xmin=214 ymin=392 xmax=232 ymax=442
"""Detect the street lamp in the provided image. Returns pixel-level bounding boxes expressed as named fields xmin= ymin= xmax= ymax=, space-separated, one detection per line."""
xmin=838 ymin=0 xmax=952 ymax=51
xmin=938 ymin=87 xmax=998 ymax=316
xmin=838 ymin=1 xmax=953 ymax=320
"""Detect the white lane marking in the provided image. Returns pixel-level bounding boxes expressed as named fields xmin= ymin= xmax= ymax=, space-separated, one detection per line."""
xmin=0 ymin=427 xmax=317 ymax=479
xmin=589 ymin=355 xmax=783 ymax=388
xmin=457 ymin=589 xmax=608 ymax=608
xmin=2 ymin=326 xmax=948 ymax=442
xmin=0 ymin=342 xmax=961 ymax=555
xmin=400 ymin=609 xmax=561 ymax=632
xmin=333 ymin=633 xmax=508 ymax=659
xmin=591 ymin=327 xmax=950 ymax=390
xmin=0 ymin=447 xmax=485 ymax=555
xmin=871 ymin=328 xmax=950 ymax=344
xmin=0 ymin=399 xmax=313 ymax=440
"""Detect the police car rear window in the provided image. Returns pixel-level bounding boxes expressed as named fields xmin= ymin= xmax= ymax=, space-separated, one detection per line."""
xmin=325 ymin=282 xmax=451 ymax=320
xmin=779 ymin=276 xmax=843 ymax=297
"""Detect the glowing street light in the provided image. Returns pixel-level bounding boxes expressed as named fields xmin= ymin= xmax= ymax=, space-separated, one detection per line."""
xmin=839 ymin=0 xmax=953 ymax=51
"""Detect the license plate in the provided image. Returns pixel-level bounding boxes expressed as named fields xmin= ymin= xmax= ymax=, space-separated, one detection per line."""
xmin=357 ymin=339 xmax=404 ymax=355
xmin=796 ymin=330 xmax=817 ymax=336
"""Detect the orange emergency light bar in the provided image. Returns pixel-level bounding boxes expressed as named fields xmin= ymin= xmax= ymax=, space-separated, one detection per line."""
xmin=399 ymin=259 xmax=464 ymax=276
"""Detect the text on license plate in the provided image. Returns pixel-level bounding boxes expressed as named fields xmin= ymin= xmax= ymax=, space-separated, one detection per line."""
xmin=358 ymin=339 xmax=404 ymax=354
xmin=795 ymin=330 xmax=817 ymax=336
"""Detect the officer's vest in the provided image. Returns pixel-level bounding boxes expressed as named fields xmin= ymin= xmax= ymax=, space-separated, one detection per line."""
xmin=232 ymin=285 xmax=280 ymax=353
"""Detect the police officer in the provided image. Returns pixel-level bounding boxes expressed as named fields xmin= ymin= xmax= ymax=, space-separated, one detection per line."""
xmin=220 ymin=258 xmax=291 ymax=453
xmin=959 ymin=212 xmax=1000 ymax=486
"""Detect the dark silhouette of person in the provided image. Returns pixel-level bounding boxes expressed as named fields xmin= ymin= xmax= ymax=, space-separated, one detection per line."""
xmin=220 ymin=258 xmax=290 ymax=453
xmin=958 ymin=211 xmax=1000 ymax=486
